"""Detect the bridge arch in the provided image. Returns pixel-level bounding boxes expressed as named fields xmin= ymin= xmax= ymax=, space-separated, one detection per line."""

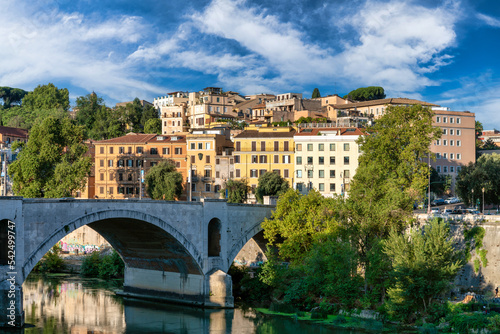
xmin=227 ymin=220 xmax=266 ymax=269
xmin=22 ymin=209 xmax=203 ymax=281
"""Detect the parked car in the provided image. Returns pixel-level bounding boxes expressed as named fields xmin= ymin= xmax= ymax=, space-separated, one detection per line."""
xmin=442 ymin=209 xmax=454 ymax=215
xmin=431 ymin=207 xmax=441 ymax=214
xmin=431 ymin=198 xmax=445 ymax=206
xmin=465 ymin=208 xmax=480 ymax=215
xmin=445 ymin=197 xmax=460 ymax=204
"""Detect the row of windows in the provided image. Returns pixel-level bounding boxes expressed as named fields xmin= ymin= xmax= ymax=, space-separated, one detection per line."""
xmin=235 ymin=141 xmax=291 ymax=152
xmin=436 ymin=116 xmax=461 ymax=124
xmin=295 ymin=169 xmax=350 ymax=178
xmin=189 ymin=142 xmax=212 ymax=150
xmin=435 ymin=153 xmax=461 ymax=160
xmin=296 ymin=182 xmax=345 ymax=192
xmin=99 ymin=159 xmax=169 ymax=168
xmin=296 ymin=143 xmax=351 ymax=152
xmin=98 ymin=146 xmax=182 ymax=155
xmin=435 ymin=139 xmax=461 ymax=146
xmin=435 ymin=166 xmax=462 ymax=173
xmin=99 ymin=186 xmax=139 ymax=195
xmin=296 ymin=156 xmax=350 ymax=165
xmin=441 ymin=129 xmax=461 ymax=136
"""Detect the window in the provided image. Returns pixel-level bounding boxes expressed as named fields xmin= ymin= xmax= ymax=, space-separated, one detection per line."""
xmin=330 ymin=143 xmax=336 ymax=151
xmin=457 ymin=129 xmax=461 ymax=136
xmin=436 ymin=153 xmax=441 ymax=159
xmin=443 ymin=117 xmax=447 ymax=123
xmin=319 ymin=170 xmax=324 ymax=178
xmin=150 ymin=161 xmax=157 ymax=167
xmin=236 ymin=169 xmax=241 ymax=177
xmin=109 ymin=147 xmax=114 ymax=154
xmin=119 ymin=147 xmax=124 ymax=154
xmin=109 ymin=187 xmax=113 ymax=194
xmin=318 ymin=144 xmax=324 ymax=151
xmin=344 ymin=156 xmax=350 ymax=165
xmin=136 ymin=160 xmax=143 ymax=167
xmin=442 ymin=129 xmax=447 ymax=135
xmin=204 ymin=170 xmax=211 ymax=178
xmin=450 ymin=153 xmax=454 ymax=159
xmin=128 ymin=147 xmax=132 ymax=154
xmin=136 ymin=147 xmax=143 ymax=154
xmin=307 ymin=156 xmax=313 ymax=164
xmin=343 ymin=170 xmax=350 ymax=178
xmin=274 ymin=141 xmax=279 ymax=151
xmin=191 ymin=156 xmax=195 ymax=164
xmin=205 ymin=184 xmax=211 ymax=192
xmin=150 ymin=148 xmax=158 ymax=155
xmin=118 ymin=159 xmax=124 ymax=167
xmin=443 ymin=153 xmax=448 ymax=159
xmin=330 ymin=157 xmax=335 ymax=165
xmin=230 ymin=171 xmax=234 ymax=178
xmin=252 ymin=141 xmax=257 ymax=151
xmin=284 ymin=142 xmax=289 ymax=151
xmin=330 ymin=183 xmax=335 ymax=192
xmin=318 ymin=183 xmax=324 ymax=191
xmin=274 ymin=155 xmax=279 ymax=163
xmin=297 ymin=183 xmax=303 ymax=192
xmin=216 ymin=171 xmax=220 ymax=178
xmin=252 ymin=155 xmax=258 ymax=163
xmin=443 ymin=140 xmax=447 ymax=146
xmin=100 ymin=159 xmax=104 ymax=167
xmin=206 ymin=155 xmax=210 ymax=163
xmin=450 ymin=140 xmax=454 ymax=146
xmin=198 ymin=143 xmax=203 ymax=150
xmin=282 ymin=155 xmax=290 ymax=164
xmin=457 ymin=118 xmax=461 ymax=124
xmin=343 ymin=143 xmax=350 ymax=151
xmin=261 ymin=142 xmax=266 ymax=151
xmin=436 ymin=116 xmax=441 ymax=123
xmin=206 ymin=143 xmax=211 ymax=150
xmin=436 ymin=140 xmax=440 ymax=145
xmin=236 ymin=141 xmax=241 ymax=151
xmin=296 ymin=156 xmax=302 ymax=164
xmin=450 ymin=129 xmax=454 ymax=135
xmin=175 ymin=147 xmax=182 ymax=154
xmin=100 ymin=187 xmax=104 ymax=194
xmin=259 ymin=155 xmax=267 ymax=163
xmin=127 ymin=174 xmax=133 ymax=181
xmin=250 ymin=169 xmax=258 ymax=178
xmin=330 ymin=170 xmax=335 ymax=178
xmin=162 ymin=147 xmax=170 ymax=155
xmin=437 ymin=166 xmax=441 ymax=173
xmin=450 ymin=166 xmax=455 ymax=173
xmin=307 ymin=170 xmax=313 ymax=178
xmin=450 ymin=117 xmax=454 ymax=124
xmin=443 ymin=166 xmax=448 ymax=173
xmin=457 ymin=166 xmax=461 ymax=172
xmin=118 ymin=187 xmax=125 ymax=194
xmin=118 ymin=173 xmax=123 ymax=181
xmin=296 ymin=144 xmax=302 ymax=151
xmin=457 ymin=153 xmax=461 ymax=160
xmin=216 ymin=158 xmax=220 ymax=165
xmin=307 ymin=144 xmax=313 ymax=151
xmin=100 ymin=147 xmax=104 ymax=154
xmin=100 ymin=173 xmax=104 ymax=181
xmin=234 ymin=155 xmax=240 ymax=163
xmin=191 ymin=143 xmax=195 ymax=150
xmin=319 ymin=156 xmax=324 ymax=165
xmin=284 ymin=169 xmax=289 ymax=178
xmin=457 ymin=140 xmax=461 ymax=146
xmin=127 ymin=159 xmax=133 ymax=167
xmin=296 ymin=170 xmax=302 ymax=178
xmin=192 ymin=183 xmax=196 ymax=191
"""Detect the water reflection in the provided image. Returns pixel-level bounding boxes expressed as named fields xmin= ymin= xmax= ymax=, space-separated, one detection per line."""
xmin=21 ymin=274 xmax=350 ymax=334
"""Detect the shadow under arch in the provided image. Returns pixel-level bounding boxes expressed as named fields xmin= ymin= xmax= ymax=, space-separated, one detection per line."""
xmin=22 ymin=209 xmax=204 ymax=281
xmin=227 ymin=221 xmax=267 ymax=270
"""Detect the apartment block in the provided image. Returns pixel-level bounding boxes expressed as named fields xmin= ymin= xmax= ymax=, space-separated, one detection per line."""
xmin=294 ymin=128 xmax=364 ymax=197
xmin=94 ymin=133 xmax=188 ymax=199
xmin=233 ymin=125 xmax=295 ymax=201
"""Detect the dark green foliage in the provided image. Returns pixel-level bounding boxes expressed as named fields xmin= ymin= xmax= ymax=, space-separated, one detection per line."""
xmin=344 ymin=86 xmax=386 ymax=101
xmin=228 ymin=265 xmax=271 ymax=304
xmin=222 ymin=179 xmax=249 ymax=203
xmin=8 ymin=116 xmax=92 ymax=198
xmin=0 ymin=86 xmax=28 ymax=108
xmin=255 ymin=171 xmax=289 ymax=204
xmin=294 ymin=116 xmax=327 ymax=124
xmin=140 ymin=104 xmax=158 ymax=128
xmin=33 ymin=245 xmax=66 ymax=273
xmin=448 ymin=312 xmax=489 ymax=333
xmin=311 ymin=88 xmax=321 ymax=99
xmin=429 ymin=167 xmax=451 ymax=197
xmin=23 ymin=83 xmax=70 ymax=112
xmin=476 ymin=121 xmax=484 ymax=153
xmin=482 ymin=138 xmax=498 ymax=150
xmin=144 ymin=118 xmax=162 ymax=134
xmin=456 ymin=153 xmax=500 ymax=207
xmin=80 ymin=250 xmax=124 ymax=279
xmin=145 ymin=159 xmax=183 ymax=200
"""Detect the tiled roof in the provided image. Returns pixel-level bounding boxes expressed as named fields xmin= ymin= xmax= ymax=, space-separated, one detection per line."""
xmin=0 ymin=126 xmax=28 ymax=138
xmin=295 ymin=128 xmax=365 ymax=136
xmin=234 ymin=129 xmax=296 ymax=139
xmin=94 ymin=133 xmax=157 ymax=144
xmin=333 ymin=98 xmax=439 ymax=109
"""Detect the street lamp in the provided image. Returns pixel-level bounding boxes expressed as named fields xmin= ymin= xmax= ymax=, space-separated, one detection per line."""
xmin=427 ymin=164 xmax=431 ymax=214
xmin=482 ymin=187 xmax=485 ymax=213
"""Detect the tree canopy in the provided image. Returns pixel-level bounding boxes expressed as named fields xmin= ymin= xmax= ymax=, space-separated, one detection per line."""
xmin=222 ymin=179 xmax=249 ymax=203
xmin=0 ymin=86 xmax=28 ymax=108
xmin=255 ymin=171 xmax=289 ymax=204
xmin=344 ymin=86 xmax=386 ymax=101
xmin=145 ymin=159 xmax=184 ymax=200
xmin=311 ymin=88 xmax=321 ymax=99
xmin=22 ymin=83 xmax=70 ymax=112
xmin=8 ymin=116 xmax=92 ymax=198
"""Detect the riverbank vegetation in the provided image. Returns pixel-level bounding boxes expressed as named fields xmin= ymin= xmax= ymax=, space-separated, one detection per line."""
xmin=80 ymin=249 xmax=125 ymax=279
xmin=33 ymin=245 xmax=66 ymax=273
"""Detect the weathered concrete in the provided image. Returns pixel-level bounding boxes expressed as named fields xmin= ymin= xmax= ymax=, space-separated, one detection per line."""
xmin=0 ymin=197 xmax=273 ymax=327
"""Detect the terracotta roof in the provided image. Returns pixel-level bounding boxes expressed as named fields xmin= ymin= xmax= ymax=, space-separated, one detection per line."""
xmin=234 ymin=129 xmax=296 ymax=139
xmin=295 ymin=128 xmax=366 ymax=136
xmin=94 ymin=133 xmax=157 ymax=144
xmin=0 ymin=126 xmax=28 ymax=138
xmin=333 ymin=98 xmax=439 ymax=109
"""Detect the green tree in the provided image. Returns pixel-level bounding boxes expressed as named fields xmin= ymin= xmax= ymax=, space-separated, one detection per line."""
xmin=88 ymin=105 xmax=126 ymax=140
xmin=476 ymin=121 xmax=484 ymax=155
xmin=22 ymin=83 xmax=70 ymax=112
xmin=345 ymin=104 xmax=441 ymax=300
xmin=145 ymin=159 xmax=183 ymax=200
xmin=311 ymin=88 xmax=321 ymax=99
xmin=123 ymin=98 xmax=146 ymax=132
xmin=8 ymin=116 xmax=92 ymax=198
xmin=456 ymin=153 xmax=500 ymax=207
xmin=140 ymin=104 xmax=159 ymax=128
xmin=383 ymin=219 xmax=464 ymax=322
xmin=223 ymin=179 xmax=249 ymax=203
xmin=344 ymin=86 xmax=386 ymax=101
xmin=144 ymin=118 xmax=162 ymax=134
xmin=75 ymin=92 xmax=104 ymax=135
xmin=481 ymin=138 xmax=498 ymax=150
xmin=0 ymin=86 xmax=28 ymax=108
xmin=255 ymin=171 xmax=290 ymax=204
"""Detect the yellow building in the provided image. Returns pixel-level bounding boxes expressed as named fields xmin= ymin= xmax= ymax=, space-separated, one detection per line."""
xmin=94 ymin=133 xmax=188 ymax=199
xmin=294 ymin=128 xmax=364 ymax=197
xmin=186 ymin=128 xmax=233 ymax=201
xmin=233 ymin=125 xmax=295 ymax=202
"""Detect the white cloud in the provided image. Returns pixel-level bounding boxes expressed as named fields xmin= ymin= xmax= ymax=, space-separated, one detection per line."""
xmin=476 ymin=13 xmax=500 ymax=28
xmin=0 ymin=0 xmax=166 ymax=103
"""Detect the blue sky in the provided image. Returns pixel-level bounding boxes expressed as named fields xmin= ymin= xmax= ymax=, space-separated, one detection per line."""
xmin=1 ymin=0 xmax=500 ymax=129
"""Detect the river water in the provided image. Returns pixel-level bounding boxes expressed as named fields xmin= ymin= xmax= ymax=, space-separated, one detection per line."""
xmin=21 ymin=274 xmax=357 ymax=334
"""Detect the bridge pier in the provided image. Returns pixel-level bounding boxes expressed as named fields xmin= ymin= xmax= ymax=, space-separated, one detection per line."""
xmin=0 ymin=279 xmax=24 ymax=328
xmin=119 ymin=267 xmax=233 ymax=308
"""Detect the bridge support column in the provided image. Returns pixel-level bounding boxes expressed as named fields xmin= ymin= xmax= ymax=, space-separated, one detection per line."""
xmin=205 ymin=271 xmax=234 ymax=308
xmin=0 ymin=274 xmax=24 ymax=328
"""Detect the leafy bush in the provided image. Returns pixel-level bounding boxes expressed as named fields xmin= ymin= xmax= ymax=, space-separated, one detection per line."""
xmin=33 ymin=245 xmax=66 ymax=273
xmin=80 ymin=251 xmax=100 ymax=277
xmin=448 ymin=312 xmax=488 ymax=333
xmin=80 ymin=250 xmax=124 ymax=279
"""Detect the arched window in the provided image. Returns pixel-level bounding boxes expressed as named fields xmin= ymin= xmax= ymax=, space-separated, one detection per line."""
xmin=208 ymin=218 xmax=221 ymax=257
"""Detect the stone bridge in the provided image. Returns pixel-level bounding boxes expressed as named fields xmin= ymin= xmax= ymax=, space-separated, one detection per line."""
xmin=0 ymin=197 xmax=274 ymax=327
